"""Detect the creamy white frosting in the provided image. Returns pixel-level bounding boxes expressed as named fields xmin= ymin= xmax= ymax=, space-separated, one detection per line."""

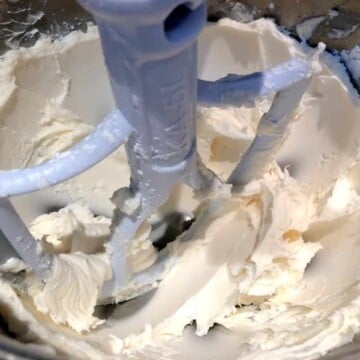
xmin=0 ymin=18 xmax=360 ymax=360
xmin=33 ymin=252 xmax=111 ymax=333
xmin=0 ymin=258 xmax=27 ymax=273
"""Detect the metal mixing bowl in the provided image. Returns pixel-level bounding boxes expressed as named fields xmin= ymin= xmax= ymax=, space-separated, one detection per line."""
xmin=0 ymin=0 xmax=359 ymax=359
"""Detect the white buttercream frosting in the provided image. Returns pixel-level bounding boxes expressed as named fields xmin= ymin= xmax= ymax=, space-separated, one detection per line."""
xmin=33 ymin=252 xmax=111 ymax=333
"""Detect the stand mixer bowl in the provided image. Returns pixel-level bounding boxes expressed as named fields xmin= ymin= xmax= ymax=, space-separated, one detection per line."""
xmin=0 ymin=0 xmax=359 ymax=359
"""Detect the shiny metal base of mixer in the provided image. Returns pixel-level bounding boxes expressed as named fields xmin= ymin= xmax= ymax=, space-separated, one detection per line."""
xmin=1 ymin=0 xmax=360 ymax=52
